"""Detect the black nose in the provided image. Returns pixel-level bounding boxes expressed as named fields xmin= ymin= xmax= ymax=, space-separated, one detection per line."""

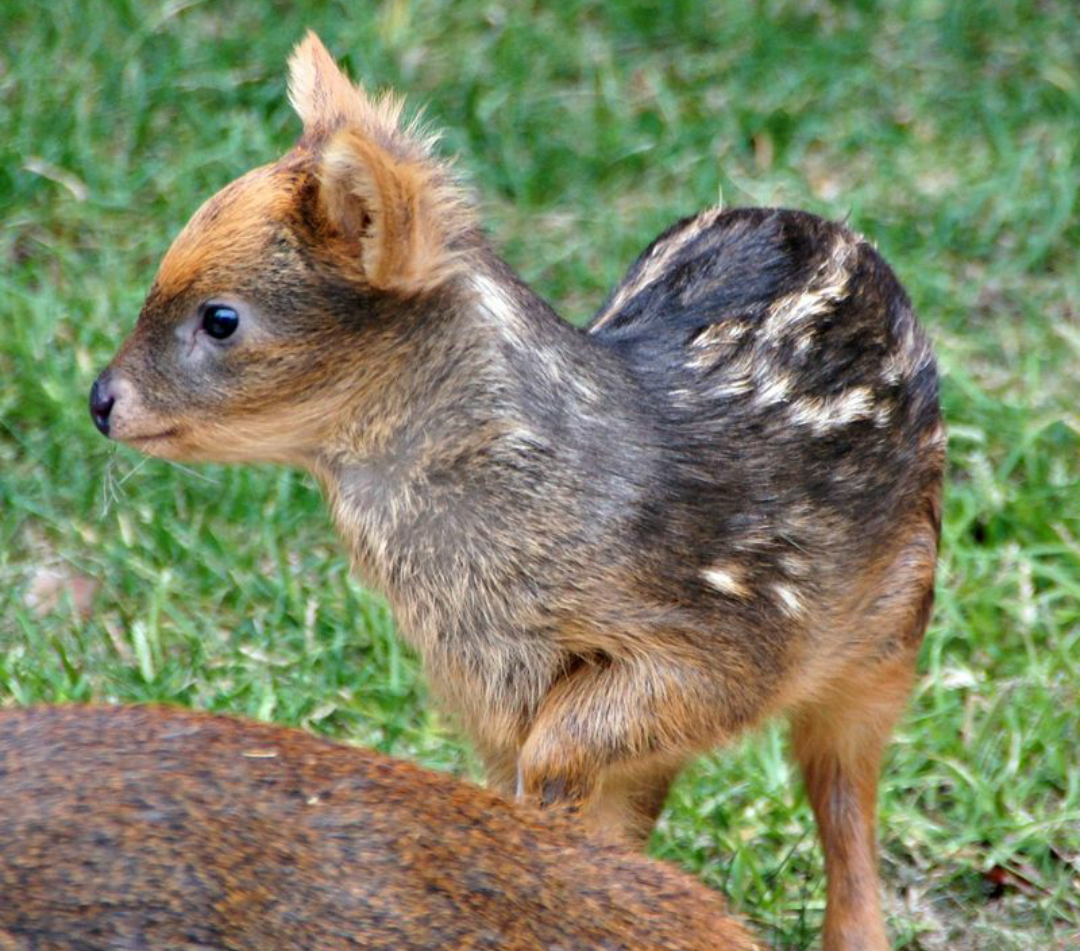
xmin=89 ymin=373 xmax=115 ymax=436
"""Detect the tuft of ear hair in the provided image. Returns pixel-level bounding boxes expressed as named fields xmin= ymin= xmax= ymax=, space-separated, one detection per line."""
xmin=288 ymin=31 xmax=406 ymax=146
xmin=288 ymin=31 xmax=474 ymax=294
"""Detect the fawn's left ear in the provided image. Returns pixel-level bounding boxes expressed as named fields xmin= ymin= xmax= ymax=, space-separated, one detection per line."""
xmin=288 ymin=31 xmax=471 ymax=293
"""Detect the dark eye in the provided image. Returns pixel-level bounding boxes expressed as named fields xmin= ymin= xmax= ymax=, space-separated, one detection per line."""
xmin=201 ymin=304 xmax=239 ymax=340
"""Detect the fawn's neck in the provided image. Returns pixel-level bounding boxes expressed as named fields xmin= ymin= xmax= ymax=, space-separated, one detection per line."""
xmin=311 ymin=252 xmax=654 ymax=648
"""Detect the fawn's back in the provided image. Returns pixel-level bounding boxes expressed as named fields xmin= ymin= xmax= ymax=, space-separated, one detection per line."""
xmin=0 ymin=705 xmax=759 ymax=951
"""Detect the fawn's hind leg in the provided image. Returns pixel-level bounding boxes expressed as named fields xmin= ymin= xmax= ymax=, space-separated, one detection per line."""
xmin=790 ymin=647 xmax=918 ymax=951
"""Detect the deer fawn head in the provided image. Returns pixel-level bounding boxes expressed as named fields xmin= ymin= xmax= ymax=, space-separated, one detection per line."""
xmin=90 ymin=33 xmax=474 ymax=465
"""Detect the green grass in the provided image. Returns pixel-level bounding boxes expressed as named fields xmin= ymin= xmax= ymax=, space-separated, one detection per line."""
xmin=2 ymin=1 xmax=1078 ymax=947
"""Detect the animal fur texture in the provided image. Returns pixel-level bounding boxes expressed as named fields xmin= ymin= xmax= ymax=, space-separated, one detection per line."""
xmin=0 ymin=705 xmax=760 ymax=950
xmin=90 ymin=33 xmax=944 ymax=951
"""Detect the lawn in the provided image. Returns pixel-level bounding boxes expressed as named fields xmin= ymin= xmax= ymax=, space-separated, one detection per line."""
xmin=2 ymin=1 xmax=1078 ymax=947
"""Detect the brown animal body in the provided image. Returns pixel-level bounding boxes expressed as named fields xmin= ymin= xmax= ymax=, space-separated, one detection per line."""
xmin=0 ymin=704 xmax=759 ymax=950
xmin=90 ymin=34 xmax=944 ymax=951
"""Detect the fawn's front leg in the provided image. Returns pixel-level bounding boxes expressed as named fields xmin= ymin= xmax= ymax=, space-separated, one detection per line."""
xmin=517 ymin=655 xmax=736 ymax=840
xmin=585 ymin=758 xmax=685 ymax=843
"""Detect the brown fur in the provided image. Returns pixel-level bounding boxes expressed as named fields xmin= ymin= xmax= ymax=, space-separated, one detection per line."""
xmin=91 ymin=34 xmax=945 ymax=951
xmin=0 ymin=705 xmax=762 ymax=950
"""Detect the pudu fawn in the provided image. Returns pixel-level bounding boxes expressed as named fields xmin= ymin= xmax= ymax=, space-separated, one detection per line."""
xmin=90 ymin=33 xmax=944 ymax=951
xmin=0 ymin=704 xmax=759 ymax=950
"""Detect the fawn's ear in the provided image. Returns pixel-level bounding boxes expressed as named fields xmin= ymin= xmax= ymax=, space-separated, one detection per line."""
xmin=287 ymin=32 xmax=470 ymax=293
xmin=316 ymin=128 xmax=453 ymax=293
xmin=287 ymin=31 xmax=365 ymax=136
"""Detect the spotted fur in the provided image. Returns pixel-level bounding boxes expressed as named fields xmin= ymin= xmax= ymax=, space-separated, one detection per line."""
xmin=92 ymin=34 xmax=944 ymax=951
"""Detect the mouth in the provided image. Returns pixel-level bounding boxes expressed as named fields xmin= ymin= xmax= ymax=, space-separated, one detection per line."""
xmin=123 ymin=427 xmax=181 ymax=444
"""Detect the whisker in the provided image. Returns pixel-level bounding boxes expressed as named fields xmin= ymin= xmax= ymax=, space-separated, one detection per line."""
xmin=100 ymin=449 xmax=121 ymax=517
xmin=116 ymin=454 xmax=151 ymax=487
xmin=161 ymin=460 xmax=221 ymax=485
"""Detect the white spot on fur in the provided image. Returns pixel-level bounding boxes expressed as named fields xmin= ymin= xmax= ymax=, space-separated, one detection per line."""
xmin=788 ymin=386 xmax=876 ymax=434
xmin=685 ymin=352 xmax=708 ymax=371
xmin=762 ymin=239 xmax=854 ymax=340
xmin=687 ymin=317 xmax=752 ymax=371
xmin=701 ymin=348 xmax=795 ymax=404
xmin=686 ymin=328 xmax=748 ymax=371
xmin=691 ymin=320 xmax=749 ymax=350
xmin=472 ymin=270 xmax=576 ymax=393
xmin=780 ymin=553 xmax=809 ymax=578
xmin=707 ymin=352 xmax=755 ymax=398
xmin=702 ymin=565 xmax=750 ymax=599
xmin=754 ymin=371 xmax=794 ymax=406
xmin=830 ymin=460 xmax=866 ymax=488
xmin=472 ymin=273 xmax=594 ymax=401
xmin=712 ymin=375 xmax=754 ymax=398
xmin=793 ymin=328 xmax=817 ymax=354
xmin=471 ymin=273 xmax=525 ymax=336
xmin=880 ymin=349 xmax=912 ymax=385
xmin=570 ymin=376 xmax=600 ymax=404
xmin=504 ymin=425 xmax=548 ymax=451
xmin=922 ymin=420 xmax=947 ymax=448
xmin=772 ymin=583 xmax=804 ymax=617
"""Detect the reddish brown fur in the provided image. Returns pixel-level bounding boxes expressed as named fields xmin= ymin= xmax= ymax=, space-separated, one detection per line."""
xmin=92 ymin=34 xmax=945 ymax=951
xmin=791 ymin=653 xmax=919 ymax=951
xmin=0 ymin=705 xmax=763 ymax=950
xmin=155 ymin=164 xmax=287 ymax=298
